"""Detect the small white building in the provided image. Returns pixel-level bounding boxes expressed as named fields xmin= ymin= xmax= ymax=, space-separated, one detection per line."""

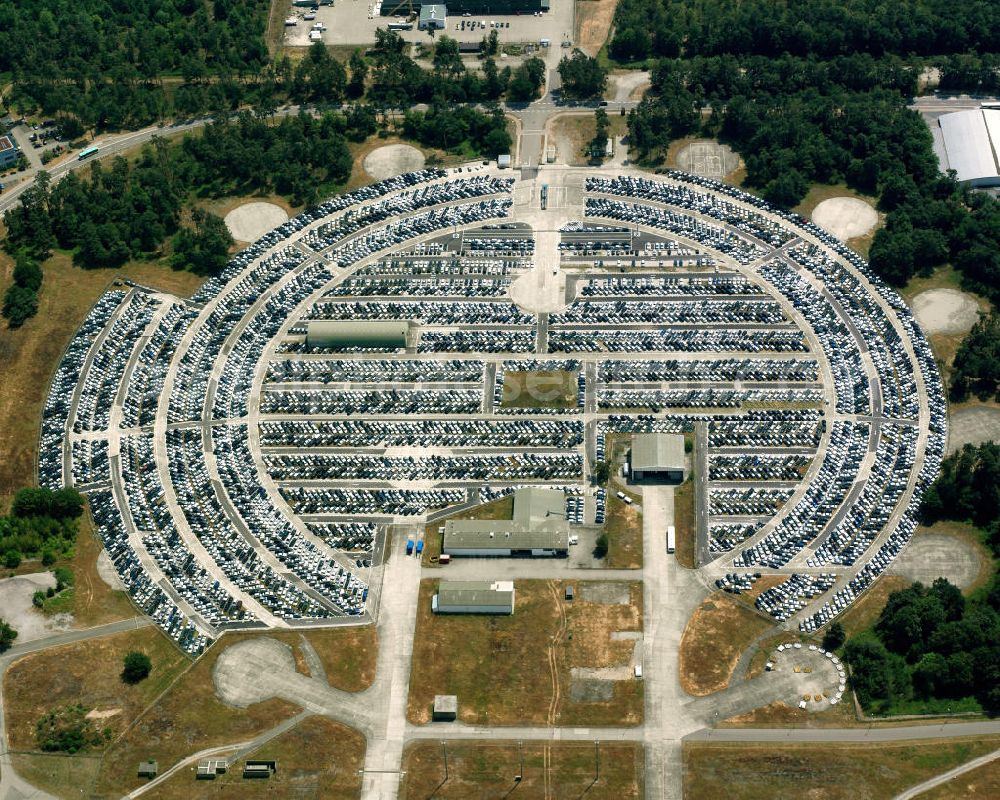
xmin=497 ymin=153 xmax=512 ymax=169
xmin=418 ymin=4 xmax=447 ymax=30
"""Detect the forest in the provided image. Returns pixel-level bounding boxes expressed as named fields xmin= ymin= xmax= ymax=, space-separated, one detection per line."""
xmin=628 ymin=53 xmax=1000 ymax=303
xmin=842 ymin=442 xmax=1000 ymax=715
xmin=947 ymin=312 xmax=1000 ymax=402
xmin=844 ymin=575 xmax=1000 ymax=715
xmin=3 ymin=111 xmax=365 ymax=276
xmin=0 ymin=487 xmax=84 ymax=569
xmin=609 ymin=0 xmax=1000 ymax=63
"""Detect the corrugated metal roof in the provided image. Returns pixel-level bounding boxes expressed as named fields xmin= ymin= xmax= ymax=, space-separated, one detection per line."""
xmin=939 ymin=110 xmax=1000 ymax=184
xmin=631 ymin=433 xmax=685 ymax=472
xmin=437 ymin=580 xmax=515 ymax=607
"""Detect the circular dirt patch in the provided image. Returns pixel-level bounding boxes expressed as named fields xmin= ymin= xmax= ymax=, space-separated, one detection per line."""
xmin=675 ymin=141 xmax=740 ymax=179
xmin=811 ymin=197 xmax=878 ymax=241
xmin=363 ymin=144 xmax=425 ymax=180
xmin=911 ymin=288 xmax=980 ymax=336
xmin=947 ymin=406 xmax=1000 ymax=454
xmin=224 ymin=202 xmax=289 ymax=243
xmin=889 ymin=532 xmax=983 ymax=589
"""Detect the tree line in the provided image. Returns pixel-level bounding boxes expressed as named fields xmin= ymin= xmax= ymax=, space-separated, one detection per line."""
xmin=946 ymin=312 xmax=1000 ymax=403
xmin=609 ymin=0 xmax=1000 ymax=63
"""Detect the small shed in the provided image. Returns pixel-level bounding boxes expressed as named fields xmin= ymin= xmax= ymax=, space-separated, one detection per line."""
xmin=564 ymin=584 xmax=574 ymax=601
xmin=196 ymin=759 xmax=228 ymax=780
xmin=433 ymin=694 xmax=458 ymax=721
xmin=497 ymin=154 xmax=512 ymax=169
xmin=243 ymin=760 xmax=277 ymax=779
xmin=137 ymin=761 xmax=158 ymax=779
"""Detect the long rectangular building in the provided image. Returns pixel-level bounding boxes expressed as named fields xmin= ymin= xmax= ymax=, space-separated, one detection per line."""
xmin=433 ymin=580 xmax=515 ymax=614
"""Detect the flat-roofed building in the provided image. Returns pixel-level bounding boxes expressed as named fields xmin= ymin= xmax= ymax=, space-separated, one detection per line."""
xmin=442 ymin=487 xmax=568 ymax=557
xmin=630 ymin=432 xmax=685 ymax=483
xmin=936 ymin=109 xmax=1000 ymax=187
xmin=0 ymin=135 xmax=18 ymax=169
xmin=305 ymin=319 xmax=409 ymax=350
xmin=418 ymin=3 xmax=447 ymax=29
xmin=433 ymin=580 xmax=515 ymax=614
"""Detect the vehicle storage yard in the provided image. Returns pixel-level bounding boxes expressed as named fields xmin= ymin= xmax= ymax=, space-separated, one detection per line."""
xmin=35 ymin=162 xmax=946 ymax=798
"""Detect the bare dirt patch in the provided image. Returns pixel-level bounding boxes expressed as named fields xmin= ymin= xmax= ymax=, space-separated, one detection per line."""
xmin=678 ymin=592 xmax=773 ymax=696
xmin=911 ymin=288 xmax=981 ymax=336
xmin=363 ymin=143 xmax=426 ymax=180
xmin=811 ymin=197 xmax=878 ymax=241
xmin=948 ymin=405 xmax=1000 ymax=453
xmin=576 ymin=0 xmax=619 ymax=56
xmin=675 ymin=140 xmax=741 ymax=180
xmin=223 ymin=201 xmax=289 ymax=243
xmin=889 ymin=525 xmax=987 ymax=592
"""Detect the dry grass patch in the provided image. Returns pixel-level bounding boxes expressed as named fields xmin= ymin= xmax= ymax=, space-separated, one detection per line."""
xmin=64 ymin=509 xmax=138 ymax=627
xmin=145 ymin=715 xmax=365 ymax=800
xmin=401 ymin=740 xmax=644 ymax=800
xmin=683 ymin=738 xmax=1000 ymax=800
xmin=4 ymin=626 xmax=189 ymax=753
xmin=92 ymin=626 xmax=373 ymax=797
xmin=547 ymin=113 xmax=627 ymax=166
xmin=299 ymin=625 xmax=377 ymax=692
xmin=422 ymin=494 xmax=515 ymax=566
xmin=407 ymin=579 xmax=643 ymax=727
xmin=837 ymin=575 xmax=910 ymax=639
xmin=501 ymin=370 xmax=578 ymax=409
xmin=720 ymin=699 xmax=857 ymax=728
xmin=0 ymin=250 xmax=203 ymax=506
xmin=604 ymin=494 xmax=642 ymax=569
xmin=744 ymin=631 xmax=809 ymax=682
xmin=678 ymin=591 xmax=773 ymax=696
xmin=673 ymin=478 xmax=695 ymax=568
xmin=576 ymin=0 xmax=619 ymax=56
xmin=921 ymin=753 xmax=1000 ymax=800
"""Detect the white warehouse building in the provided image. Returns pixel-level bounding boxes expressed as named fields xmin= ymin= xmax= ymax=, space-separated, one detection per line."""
xmin=935 ymin=108 xmax=1000 ymax=188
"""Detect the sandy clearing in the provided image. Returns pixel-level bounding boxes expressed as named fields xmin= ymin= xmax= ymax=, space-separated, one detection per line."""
xmin=224 ymin=201 xmax=289 ymax=243
xmin=0 ymin=572 xmax=73 ymax=642
xmin=811 ymin=197 xmax=878 ymax=241
xmin=911 ymin=288 xmax=981 ymax=336
xmin=363 ymin=144 xmax=426 ymax=180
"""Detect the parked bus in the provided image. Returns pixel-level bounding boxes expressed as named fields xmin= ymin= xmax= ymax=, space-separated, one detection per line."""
xmin=666 ymin=525 xmax=676 ymax=554
xmin=77 ymin=146 xmax=99 ymax=161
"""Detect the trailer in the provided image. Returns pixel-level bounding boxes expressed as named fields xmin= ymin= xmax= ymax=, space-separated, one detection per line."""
xmin=667 ymin=525 xmax=676 ymax=554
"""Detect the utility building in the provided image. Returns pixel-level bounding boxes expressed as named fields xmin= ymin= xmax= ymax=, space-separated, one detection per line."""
xmin=384 ymin=0 xmax=547 ymax=15
xmin=629 ymin=433 xmax=685 ymax=483
xmin=433 ymin=580 xmax=516 ymax=614
xmin=418 ymin=3 xmax=447 ymax=29
xmin=306 ymin=319 xmax=409 ymax=350
xmin=442 ymin=487 xmax=568 ymax=557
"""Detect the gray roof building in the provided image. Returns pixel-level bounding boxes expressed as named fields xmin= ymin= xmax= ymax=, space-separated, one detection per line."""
xmin=442 ymin=487 xmax=568 ymax=556
xmin=936 ymin=109 xmax=1000 ymax=187
xmin=434 ymin=580 xmax=515 ymax=613
xmin=306 ymin=319 xmax=409 ymax=350
xmin=418 ymin=3 xmax=447 ymax=28
xmin=630 ymin=432 xmax=685 ymax=482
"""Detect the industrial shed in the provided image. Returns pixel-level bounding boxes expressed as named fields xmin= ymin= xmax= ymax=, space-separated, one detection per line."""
xmin=935 ymin=109 xmax=1000 ymax=187
xmin=630 ymin=433 xmax=685 ymax=483
xmin=383 ymin=0 xmax=547 ymax=15
xmin=306 ymin=319 xmax=409 ymax=350
xmin=442 ymin=487 xmax=568 ymax=557
xmin=433 ymin=580 xmax=515 ymax=614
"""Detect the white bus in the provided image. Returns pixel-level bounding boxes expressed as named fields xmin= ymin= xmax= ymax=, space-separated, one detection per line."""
xmin=666 ymin=525 xmax=676 ymax=554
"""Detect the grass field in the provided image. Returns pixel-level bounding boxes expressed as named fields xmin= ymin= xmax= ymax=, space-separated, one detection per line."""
xmin=719 ymin=699 xmax=857 ymax=728
xmin=921 ymin=751 xmax=1000 ymax=799
xmin=678 ymin=591 xmax=774 ymax=696
xmin=4 ymin=626 xmax=190 ymax=754
xmin=422 ymin=494 xmax=516 ymax=565
xmin=603 ymin=493 xmax=643 ymax=568
xmin=62 ymin=510 xmax=138 ymax=627
xmin=547 ymin=114 xmax=628 ymax=166
xmin=407 ymin=579 xmax=643 ymax=727
xmin=144 ymin=715 xmax=365 ymax=800
xmin=501 ymin=370 xmax=578 ymax=410
xmin=87 ymin=626 xmax=374 ymax=797
xmin=683 ymin=737 xmax=1000 ymax=800
xmin=400 ymin=740 xmax=644 ymax=800
xmin=0 ymin=249 xmax=204 ymax=508
xmin=673 ymin=478 xmax=695 ymax=568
